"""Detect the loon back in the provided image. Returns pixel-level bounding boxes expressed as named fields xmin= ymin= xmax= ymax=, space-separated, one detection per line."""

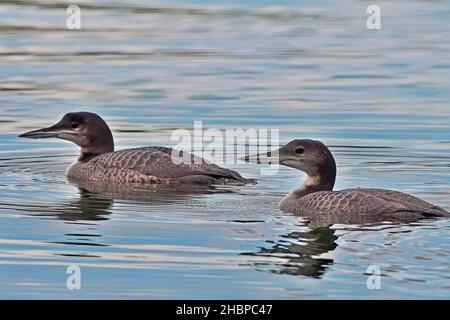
xmin=279 ymin=188 xmax=449 ymax=219
xmin=68 ymin=146 xmax=249 ymax=185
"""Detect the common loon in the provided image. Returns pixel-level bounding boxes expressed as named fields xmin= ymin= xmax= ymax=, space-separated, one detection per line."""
xmin=243 ymin=139 xmax=449 ymax=219
xmin=19 ymin=112 xmax=251 ymax=186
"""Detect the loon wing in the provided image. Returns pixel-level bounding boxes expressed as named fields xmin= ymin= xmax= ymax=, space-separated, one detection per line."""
xmin=297 ymin=190 xmax=448 ymax=218
xmin=91 ymin=147 xmax=247 ymax=182
xmin=344 ymin=188 xmax=449 ymax=216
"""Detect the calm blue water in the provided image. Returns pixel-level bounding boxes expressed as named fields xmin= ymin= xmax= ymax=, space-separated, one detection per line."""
xmin=0 ymin=0 xmax=450 ymax=299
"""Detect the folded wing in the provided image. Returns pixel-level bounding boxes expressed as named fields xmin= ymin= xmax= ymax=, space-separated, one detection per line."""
xmin=297 ymin=189 xmax=448 ymax=218
xmin=90 ymin=147 xmax=247 ymax=183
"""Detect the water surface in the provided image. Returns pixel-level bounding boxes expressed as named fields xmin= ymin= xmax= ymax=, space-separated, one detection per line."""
xmin=1 ymin=0 xmax=450 ymax=299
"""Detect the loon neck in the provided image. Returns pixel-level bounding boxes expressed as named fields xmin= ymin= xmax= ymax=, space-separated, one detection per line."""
xmin=300 ymin=151 xmax=337 ymax=196
xmin=292 ymin=174 xmax=335 ymax=198
xmin=79 ymin=144 xmax=114 ymax=162
xmin=292 ymin=158 xmax=337 ymax=198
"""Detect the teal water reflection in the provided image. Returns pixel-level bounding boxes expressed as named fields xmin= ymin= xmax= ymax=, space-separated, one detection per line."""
xmin=0 ymin=0 xmax=449 ymax=299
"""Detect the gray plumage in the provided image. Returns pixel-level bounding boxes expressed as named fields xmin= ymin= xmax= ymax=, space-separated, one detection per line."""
xmin=279 ymin=188 xmax=448 ymax=219
xmin=244 ymin=139 xmax=449 ymax=220
xmin=67 ymin=146 xmax=247 ymax=185
xmin=19 ymin=112 xmax=250 ymax=186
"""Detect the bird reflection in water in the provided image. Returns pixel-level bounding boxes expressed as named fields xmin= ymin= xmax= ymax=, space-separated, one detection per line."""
xmin=56 ymin=187 xmax=113 ymax=222
xmin=243 ymin=226 xmax=338 ymax=278
xmin=56 ymin=177 xmax=234 ymax=222
xmin=49 ymin=179 xmax=236 ymax=257
xmin=243 ymin=213 xmax=423 ymax=278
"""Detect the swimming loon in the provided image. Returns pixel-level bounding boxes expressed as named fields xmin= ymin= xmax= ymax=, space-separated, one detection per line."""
xmin=19 ymin=112 xmax=251 ymax=186
xmin=243 ymin=139 xmax=449 ymax=219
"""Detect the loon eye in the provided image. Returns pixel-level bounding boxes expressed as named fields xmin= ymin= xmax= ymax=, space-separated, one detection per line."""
xmin=71 ymin=122 xmax=79 ymax=129
xmin=295 ymin=146 xmax=305 ymax=155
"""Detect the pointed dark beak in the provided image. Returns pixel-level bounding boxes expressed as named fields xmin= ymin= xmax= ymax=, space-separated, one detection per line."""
xmin=240 ymin=145 xmax=294 ymax=165
xmin=239 ymin=149 xmax=281 ymax=165
xmin=19 ymin=125 xmax=61 ymax=139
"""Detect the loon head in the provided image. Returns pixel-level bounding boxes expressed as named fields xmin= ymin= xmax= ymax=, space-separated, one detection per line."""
xmin=276 ymin=139 xmax=335 ymax=176
xmin=242 ymin=139 xmax=336 ymax=189
xmin=19 ymin=112 xmax=114 ymax=158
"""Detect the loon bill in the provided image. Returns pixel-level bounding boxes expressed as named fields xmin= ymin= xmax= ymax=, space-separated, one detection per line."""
xmin=19 ymin=112 xmax=252 ymax=186
xmin=242 ymin=139 xmax=449 ymax=219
